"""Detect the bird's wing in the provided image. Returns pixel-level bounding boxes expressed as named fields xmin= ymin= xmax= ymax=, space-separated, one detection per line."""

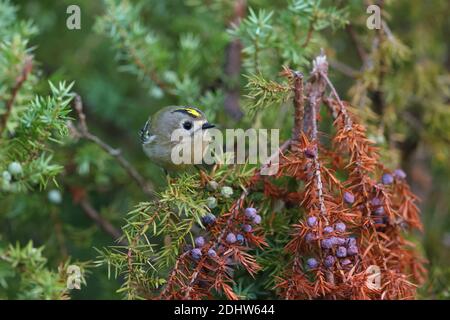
xmin=140 ymin=118 xmax=155 ymax=144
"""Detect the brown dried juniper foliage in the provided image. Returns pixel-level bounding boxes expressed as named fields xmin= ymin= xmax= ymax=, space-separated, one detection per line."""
xmin=272 ymin=54 xmax=426 ymax=299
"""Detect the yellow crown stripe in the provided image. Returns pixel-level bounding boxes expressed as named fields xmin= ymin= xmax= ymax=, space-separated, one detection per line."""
xmin=176 ymin=107 xmax=202 ymax=118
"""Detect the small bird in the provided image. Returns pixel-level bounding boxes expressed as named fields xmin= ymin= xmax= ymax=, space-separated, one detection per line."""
xmin=140 ymin=106 xmax=215 ymax=172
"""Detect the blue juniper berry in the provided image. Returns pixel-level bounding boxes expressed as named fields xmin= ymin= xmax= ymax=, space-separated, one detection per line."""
xmin=191 ymin=248 xmax=202 ymax=260
xmin=306 ymin=258 xmax=318 ymax=269
xmin=307 ymin=216 xmax=317 ymax=227
xmin=394 ymin=169 xmax=407 ymax=179
xmin=324 ymin=255 xmax=335 ymax=268
xmin=202 ymin=213 xmax=216 ymax=225
xmin=381 ymin=173 xmax=394 ymax=185
xmin=207 ymin=248 xmax=217 ymax=258
xmin=321 ymin=238 xmax=334 ymax=249
xmin=343 ymin=191 xmax=355 ymax=204
xmin=341 ymin=258 xmax=352 ymax=266
xmin=335 ymin=222 xmax=346 ymax=233
xmin=253 ymin=214 xmax=262 ymax=224
xmin=245 ymin=207 xmax=257 ymax=219
xmin=305 ymin=232 xmax=316 ymax=242
xmin=332 ymin=237 xmax=346 ymax=246
xmin=226 ymin=232 xmax=237 ymax=244
xmin=371 ymin=197 xmax=382 ymax=207
xmin=195 ymin=236 xmax=205 ymax=248
xmin=324 ymin=226 xmax=334 ymax=234
xmin=346 ymin=237 xmax=357 ymax=247
xmin=347 ymin=245 xmax=358 ymax=256
xmin=336 ymin=246 xmax=347 ymax=258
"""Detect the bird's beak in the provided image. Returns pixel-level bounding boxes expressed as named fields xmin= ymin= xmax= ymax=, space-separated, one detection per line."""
xmin=140 ymin=120 xmax=150 ymax=143
xmin=201 ymin=122 xmax=215 ymax=130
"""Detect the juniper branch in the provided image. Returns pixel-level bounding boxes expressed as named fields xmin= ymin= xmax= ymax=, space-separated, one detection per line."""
xmin=302 ymin=19 xmax=315 ymax=48
xmin=345 ymin=24 xmax=367 ymax=64
xmin=126 ymin=43 xmax=168 ymax=90
xmin=291 ymin=70 xmax=305 ymax=143
xmin=307 ymin=53 xmax=329 ymax=218
xmin=127 ymin=209 xmax=160 ymax=293
xmin=328 ymin=59 xmax=358 ymax=78
xmin=320 ymin=71 xmax=352 ymax=130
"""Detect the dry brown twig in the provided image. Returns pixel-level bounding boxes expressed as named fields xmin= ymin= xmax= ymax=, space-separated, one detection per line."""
xmin=345 ymin=24 xmax=368 ymax=64
xmin=79 ymin=198 xmax=127 ymax=246
xmin=72 ymin=94 xmax=155 ymax=198
xmin=328 ymin=59 xmax=358 ymax=78
xmin=0 ymin=56 xmax=33 ymax=135
xmin=69 ymin=95 xmax=155 ymax=245
xmin=308 ymin=69 xmax=328 ymax=220
xmin=291 ymin=70 xmax=305 ymax=142
xmin=223 ymin=0 xmax=247 ymax=120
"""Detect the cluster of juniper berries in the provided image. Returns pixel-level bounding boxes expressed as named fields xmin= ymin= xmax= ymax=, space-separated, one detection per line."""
xmin=305 ymin=169 xmax=407 ymax=270
xmin=189 ymin=206 xmax=261 ymax=261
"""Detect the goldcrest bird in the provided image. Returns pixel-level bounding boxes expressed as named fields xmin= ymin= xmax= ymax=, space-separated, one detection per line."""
xmin=140 ymin=106 xmax=215 ymax=172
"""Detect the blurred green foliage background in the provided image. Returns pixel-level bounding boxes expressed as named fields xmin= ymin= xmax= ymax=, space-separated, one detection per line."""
xmin=0 ymin=0 xmax=448 ymax=299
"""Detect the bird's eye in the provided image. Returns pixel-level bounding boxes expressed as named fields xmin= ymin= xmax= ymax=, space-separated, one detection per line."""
xmin=182 ymin=121 xmax=193 ymax=130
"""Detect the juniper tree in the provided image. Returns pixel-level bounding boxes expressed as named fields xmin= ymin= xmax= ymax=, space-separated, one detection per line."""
xmin=1 ymin=0 xmax=448 ymax=300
